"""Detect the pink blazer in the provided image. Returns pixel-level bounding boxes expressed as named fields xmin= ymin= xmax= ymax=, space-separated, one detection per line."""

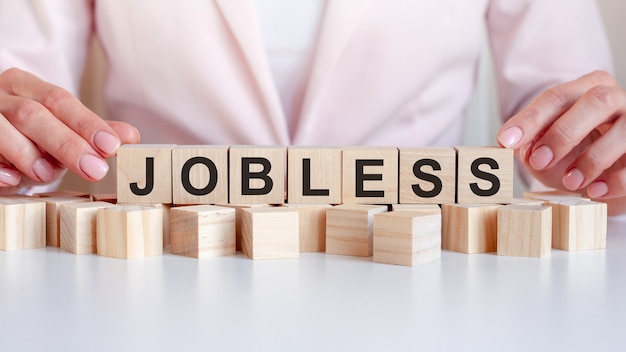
xmin=0 ymin=0 xmax=613 ymax=147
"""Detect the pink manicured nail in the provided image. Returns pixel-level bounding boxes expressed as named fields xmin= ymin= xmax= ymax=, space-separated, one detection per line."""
xmin=0 ymin=168 xmax=21 ymax=186
xmin=562 ymin=168 xmax=584 ymax=190
xmin=79 ymin=154 xmax=109 ymax=180
xmin=587 ymin=181 xmax=609 ymax=198
xmin=498 ymin=126 xmax=523 ymax=148
xmin=33 ymin=158 xmax=57 ymax=182
xmin=529 ymin=145 xmax=554 ymax=170
xmin=93 ymin=131 xmax=121 ymax=155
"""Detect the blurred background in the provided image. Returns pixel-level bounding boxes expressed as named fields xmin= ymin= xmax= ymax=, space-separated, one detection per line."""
xmin=63 ymin=0 xmax=626 ymax=196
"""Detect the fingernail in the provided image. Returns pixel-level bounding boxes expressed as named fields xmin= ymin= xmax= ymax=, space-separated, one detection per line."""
xmin=498 ymin=126 xmax=523 ymax=148
xmin=0 ymin=168 xmax=21 ymax=186
xmin=94 ymin=131 xmax=121 ymax=155
xmin=587 ymin=181 xmax=609 ymax=198
xmin=79 ymin=154 xmax=109 ymax=180
xmin=33 ymin=158 xmax=57 ymax=183
xmin=529 ymin=145 xmax=554 ymax=170
xmin=562 ymin=168 xmax=584 ymax=190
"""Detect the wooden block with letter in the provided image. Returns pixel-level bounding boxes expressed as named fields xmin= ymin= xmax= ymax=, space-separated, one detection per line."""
xmin=172 ymin=145 xmax=229 ymax=205
xmin=117 ymin=144 xmax=176 ymax=204
xmin=282 ymin=204 xmax=333 ymax=252
xmin=44 ymin=196 xmax=91 ymax=247
xmin=442 ymin=204 xmax=501 ymax=253
xmin=97 ymin=205 xmax=163 ymax=259
xmin=241 ymin=207 xmax=299 ymax=259
xmin=399 ymin=147 xmax=455 ymax=204
xmin=497 ymin=204 xmax=552 ymax=257
xmin=455 ymin=146 xmax=513 ymax=204
xmin=229 ymin=146 xmax=285 ymax=204
xmin=548 ymin=199 xmax=607 ymax=251
xmin=342 ymin=146 xmax=398 ymax=204
xmin=170 ymin=205 xmax=236 ymax=258
xmin=373 ymin=211 xmax=441 ymax=266
xmin=0 ymin=197 xmax=46 ymax=251
xmin=59 ymin=201 xmax=115 ymax=254
xmin=216 ymin=203 xmax=271 ymax=251
xmin=326 ymin=204 xmax=388 ymax=256
xmin=287 ymin=146 xmax=342 ymax=204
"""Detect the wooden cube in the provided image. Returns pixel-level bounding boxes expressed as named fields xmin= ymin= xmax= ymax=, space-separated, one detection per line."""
xmin=0 ymin=197 xmax=45 ymax=250
xmin=391 ymin=203 xmax=441 ymax=215
xmin=97 ymin=205 xmax=163 ymax=259
xmin=117 ymin=144 xmax=176 ymax=204
xmin=442 ymin=204 xmax=502 ymax=253
xmin=90 ymin=193 xmax=118 ymax=203
xmin=523 ymin=190 xmax=589 ymax=202
xmin=399 ymin=147 xmax=455 ymax=204
xmin=326 ymin=204 xmax=388 ymax=256
xmin=229 ymin=146 xmax=285 ymax=204
xmin=241 ymin=207 xmax=299 ymax=260
xmin=548 ymin=199 xmax=607 ymax=251
xmin=282 ymin=204 xmax=333 ymax=252
xmin=455 ymin=146 xmax=513 ymax=204
xmin=506 ymin=198 xmax=546 ymax=206
xmin=373 ymin=211 xmax=441 ymax=266
xmin=59 ymin=201 xmax=115 ymax=254
xmin=216 ymin=203 xmax=271 ymax=251
xmin=172 ymin=145 xmax=229 ymax=205
xmin=34 ymin=190 xmax=91 ymax=199
xmin=497 ymin=204 xmax=552 ymax=257
xmin=170 ymin=205 xmax=236 ymax=258
xmin=287 ymin=147 xmax=342 ymax=204
xmin=342 ymin=146 xmax=398 ymax=204
xmin=44 ymin=196 xmax=91 ymax=247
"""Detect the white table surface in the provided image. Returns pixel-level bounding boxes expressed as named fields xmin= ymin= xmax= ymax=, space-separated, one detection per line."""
xmin=1 ymin=217 xmax=625 ymax=352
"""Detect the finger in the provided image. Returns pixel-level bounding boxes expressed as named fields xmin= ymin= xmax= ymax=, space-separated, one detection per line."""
xmin=497 ymin=70 xmax=618 ymax=154
xmin=562 ymin=117 xmax=626 ymax=191
xmin=0 ymin=164 xmax=21 ymax=187
xmin=0 ymin=68 xmax=122 ymax=157
xmin=0 ymin=95 xmax=109 ymax=181
xmin=584 ymin=154 xmax=626 ymax=199
xmin=107 ymin=121 xmax=141 ymax=145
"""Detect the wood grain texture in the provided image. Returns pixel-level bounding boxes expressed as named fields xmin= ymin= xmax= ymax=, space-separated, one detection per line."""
xmin=548 ymin=199 xmax=607 ymax=251
xmin=442 ymin=204 xmax=501 ymax=254
xmin=326 ymin=204 xmax=388 ymax=257
xmin=0 ymin=197 xmax=45 ymax=251
xmin=241 ymin=207 xmax=299 ymax=260
xmin=229 ymin=146 xmax=285 ymax=204
xmin=216 ymin=203 xmax=271 ymax=251
xmin=373 ymin=211 xmax=441 ymax=266
xmin=399 ymin=147 xmax=455 ymax=204
xmin=287 ymin=147 xmax=342 ymax=204
xmin=391 ymin=203 xmax=441 ymax=215
xmin=282 ymin=204 xmax=333 ymax=252
xmin=342 ymin=146 xmax=398 ymax=204
xmin=172 ymin=145 xmax=229 ymax=205
xmin=44 ymin=196 xmax=91 ymax=247
xmin=170 ymin=205 xmax=236 ymax=258
xmin=117 ymin=144 xmax=176 ymax=204
xmin=455 ymin=146 xmax=513 ymax=204
xmin=96 ymin=205 xmax=163 ymax=259
xmin=59 ymin=201 xmax=115 ymax=254
xmin=497 ymin=204 xmax=552 ymax=257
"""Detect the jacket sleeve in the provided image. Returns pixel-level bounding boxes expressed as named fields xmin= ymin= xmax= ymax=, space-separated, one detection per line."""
xmin=487 ymin=0 xmax=614 ymax=121
xmin=0 ymin=0 xmax=94 ymax=95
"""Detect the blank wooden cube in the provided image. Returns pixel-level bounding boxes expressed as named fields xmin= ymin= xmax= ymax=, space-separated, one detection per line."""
xmin=287 ymin=147 xmax=342 ymax=204
xmin=442 ymin=204 xmax=502 ymax=253
xmin=523 ymin=190 xmax=589 ymax=202
xmin=497 ymin=204 xmax=552 ymax=257
xmin=282 ymin=204 xmax=333 ymax=252
xmin=326 ymin=204 xmax=388 ymax=256
xmin=241 ymin=207 xmax=299 ymax=260
xmin=548 ymin=199 xmax=607 ymax=251
xmin=97 ymin=205 xmax=163 ymax=259
xmin=0 ymin=197 xmax=45 ymax=251
xmin=229 ymin=146 xmax=285 ymax=204
xmin=216 ymin=203 xmax=271 ymax=251
xmin=373 ymin=211 xmax=441 ymax=266
xmin=391 ymin=203 xmax=441 ymax=215
xmin=455 ymin=146 xmax=513 ymax=204
xmin=399 ymin=147 xmax=455 ymax=204
xmin=172 ymin=145 xmax=228 ymax=205
xmin=59 ymin=201 xmax=115 ymax=254
xmin=342 ymin=147 xmax=398 ymax=204
xmin=170 ymin=205 xmax=236 ymax=258
xmin=117 ymin=144 xmax=176 ymax=204
xmin=44 ymin=196 xmax=91 ymax=247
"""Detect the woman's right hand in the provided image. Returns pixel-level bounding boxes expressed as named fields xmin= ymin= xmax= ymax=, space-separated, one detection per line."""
xmin=0 ymin=67 xmax=140 ymax=187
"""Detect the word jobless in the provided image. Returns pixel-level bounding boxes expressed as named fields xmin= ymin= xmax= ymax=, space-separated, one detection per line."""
xmin=116 ymin=145 xmax=514 ymax=206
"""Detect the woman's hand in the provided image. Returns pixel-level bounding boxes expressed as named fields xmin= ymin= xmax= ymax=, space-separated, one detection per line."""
xmin=497 ymin=70 xmax=626 ymax=215
xmin=0 ymin=68 xmax=140 ymax=187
